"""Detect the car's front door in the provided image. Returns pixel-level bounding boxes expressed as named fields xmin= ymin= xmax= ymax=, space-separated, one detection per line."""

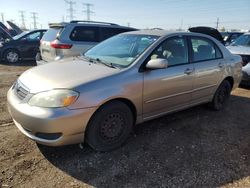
xmin=189 ymin=36 xmax=224 ymax=104
xmin=19 ymin=31 xmax=41 ymax=59
xmin=143 ymin=36 xmax=194 ymax=120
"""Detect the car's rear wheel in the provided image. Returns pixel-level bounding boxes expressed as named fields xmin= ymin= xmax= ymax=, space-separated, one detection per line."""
xmin=210 ymin=80 xmax=231 ymax=110
xmin=86 ymin=101 xmax=133 ymax=151
xmin=4 ymin=49 xmax=19 ymax=63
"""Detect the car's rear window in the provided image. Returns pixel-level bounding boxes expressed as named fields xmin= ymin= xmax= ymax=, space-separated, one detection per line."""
xmin=41 ymin=27 xmax=63 ymax=41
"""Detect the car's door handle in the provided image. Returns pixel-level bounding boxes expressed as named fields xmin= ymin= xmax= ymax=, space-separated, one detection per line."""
xmin=184 ymin=68 xmax=194 ymax=75
xmin=218 ymin=62 xmax=224 ymax=68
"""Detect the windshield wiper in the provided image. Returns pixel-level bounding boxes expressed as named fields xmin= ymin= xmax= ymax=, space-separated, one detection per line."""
xmin=78 ymin=55 xmax=120 ymax=69
xmin=94 ymin=58 xmax=119 ymax=69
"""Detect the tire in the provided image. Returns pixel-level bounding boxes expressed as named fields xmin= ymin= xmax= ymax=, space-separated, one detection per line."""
xmin=4 ymin=49 xmax=19 ymax=63
xmin=210 ymin=80 xmax=232 ymax=111
xmin=86 ymin=101 xmax=133 ymax=152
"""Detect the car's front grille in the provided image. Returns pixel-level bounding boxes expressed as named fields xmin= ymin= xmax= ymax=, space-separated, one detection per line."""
xmin=13 ymin=81 xmax=29 ymax=100
xmin=240 ymin=55 xmax=250 ymax=66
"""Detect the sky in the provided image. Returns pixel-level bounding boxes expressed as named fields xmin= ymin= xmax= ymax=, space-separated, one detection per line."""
xmin=0 ymin=0 xmax=250 ymax=31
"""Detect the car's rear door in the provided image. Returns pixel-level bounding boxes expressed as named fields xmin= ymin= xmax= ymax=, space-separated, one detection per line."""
xmin=69 ymin=26 xmax=100 ymax=55
xmin=143 ymin=36 xmax=194 ymax=120
xmin=188 ymin=36 xmax=225 ymax=104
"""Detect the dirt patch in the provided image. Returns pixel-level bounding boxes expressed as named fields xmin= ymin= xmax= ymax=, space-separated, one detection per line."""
xmin=0 ymin=61 xmax=250 ymax=187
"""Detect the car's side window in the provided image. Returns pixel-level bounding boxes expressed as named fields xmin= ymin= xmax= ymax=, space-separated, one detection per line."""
xmin=150 ymin=37 xmax=188 ymax=67
xmin=190 ymin=37 xmax=222 ymax=62
xmin=100 ymin=28 xmax=132 ymax=41
xmin=26 ymin=32 xmax=40 ymax=41
xmin=70 ymin=26 xmax=99 ymax=42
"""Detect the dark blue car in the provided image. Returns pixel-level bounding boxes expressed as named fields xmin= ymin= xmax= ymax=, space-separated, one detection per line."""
xmin=0 ymin=29 xmax=46 ymax=63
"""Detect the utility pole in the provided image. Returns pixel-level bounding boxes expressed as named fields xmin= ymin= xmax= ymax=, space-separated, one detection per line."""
xmin=19 ymin=11 xmax=26 ymax=30
xmin=216 ymin=17 xmax=219 ymax=29
xmin=65 ymin=0 xmax=76 ymax=21
xmin=0 ymin=13 xmax=4 ymax=23
xmin=179 ymin=18 xmax=183 ymax=31
xmin=83 ymin=3 xmax=94 ymax=21
xmin=31 ymin=12 xmax=38 ymax=29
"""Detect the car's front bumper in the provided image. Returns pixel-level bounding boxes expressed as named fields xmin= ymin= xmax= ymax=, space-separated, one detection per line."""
xmin=7 ymin=88 xmax=96 ymax=146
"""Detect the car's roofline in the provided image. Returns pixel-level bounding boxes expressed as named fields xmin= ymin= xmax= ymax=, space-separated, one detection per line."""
xmin=121 ymin=29 xmax=224 ymax=38
xmin=48 ymin=22 xmax=137 ymax=30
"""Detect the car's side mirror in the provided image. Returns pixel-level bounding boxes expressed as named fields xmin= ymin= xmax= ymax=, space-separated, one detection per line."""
xmin=146 ymin=58 xmax=168 ymax=69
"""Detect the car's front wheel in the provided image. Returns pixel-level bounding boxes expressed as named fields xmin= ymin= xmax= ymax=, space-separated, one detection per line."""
xmin=86 ymin=101 xmax=133 ymax=151
xmin=211 ymin=80 xmax=232 ymax=110
xmin=4 ymin=49 xmax=20 ymax=63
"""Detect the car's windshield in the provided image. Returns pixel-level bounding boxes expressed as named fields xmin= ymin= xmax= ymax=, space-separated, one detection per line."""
xmin=232 ymin=34 xmax=250 ymax=46
xmin=13 ymin=32 xmax=28 ymax=40
xmin=84 ymin=34 xmax=159 ymax=68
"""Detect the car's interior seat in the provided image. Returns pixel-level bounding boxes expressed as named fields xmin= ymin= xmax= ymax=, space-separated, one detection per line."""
xmin=194 ymin=45 xmax=213 ymax=61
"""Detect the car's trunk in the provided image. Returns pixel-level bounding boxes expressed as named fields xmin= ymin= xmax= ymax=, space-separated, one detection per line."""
xmin=188 ymin=26 xmax=224 ymax=44
xmin=40 ymin=27 xmax=64 ymax=62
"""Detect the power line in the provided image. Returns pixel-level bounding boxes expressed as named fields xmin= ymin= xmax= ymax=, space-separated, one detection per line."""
xmin=83 ymin=3 xmax=94 ymax=21
xmin=65 ymin=0 xmax=76 ymax=21
xmin=31 ymin=12 xmax=38 ymax=29
xmin=0 ymin=13 xmax=4 ymax=23
xmin=19 ymin=11 xmax=26 ymax=30
xmin=216 ymin=17 xmax=219 ymax=29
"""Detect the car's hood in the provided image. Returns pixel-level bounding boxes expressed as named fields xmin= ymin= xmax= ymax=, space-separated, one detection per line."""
xmin=189 ymin=26 xmax=224 ymax=44
xmin=7 ymin=21 xmax=23 ymax=35
xmin=227 ymin=45 xmax=250 ymax=55
xmin=0 ymin=23 xmax=13 ymax=41
xmin=19 ymin=58 xmax=119 ymax=93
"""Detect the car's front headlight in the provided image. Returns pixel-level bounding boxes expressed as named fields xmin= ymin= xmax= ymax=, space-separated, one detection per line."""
xmin=28 ymin=89 xmax=79 ymax=108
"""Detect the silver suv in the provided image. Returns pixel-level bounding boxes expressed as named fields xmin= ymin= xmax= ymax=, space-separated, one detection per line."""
xmin=36 ymin=20 xmax=137 ymax=65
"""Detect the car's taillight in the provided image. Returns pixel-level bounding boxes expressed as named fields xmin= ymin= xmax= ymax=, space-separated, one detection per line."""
xmin=50 ymin=40 xmax=72 ymax=49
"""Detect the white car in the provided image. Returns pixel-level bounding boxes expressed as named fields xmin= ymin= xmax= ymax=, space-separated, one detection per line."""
xmin=227 ymin=33 xmax=250 ymax=85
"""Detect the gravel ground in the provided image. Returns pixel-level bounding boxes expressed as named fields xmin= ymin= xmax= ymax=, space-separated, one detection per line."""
xmin=0 ymin=61 xmax=250 ymax=188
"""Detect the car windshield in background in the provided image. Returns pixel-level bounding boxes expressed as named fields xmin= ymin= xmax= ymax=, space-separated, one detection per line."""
xmin=84 ymin=34 xmax=159 ymax=68
xmin=13 ymin=32 xmax=27 ymax=40
xmin=232 ymin=34 xmax=250 ymax=46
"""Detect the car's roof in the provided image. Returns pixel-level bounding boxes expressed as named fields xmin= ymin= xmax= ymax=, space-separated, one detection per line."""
xmin=124 ymin=29 xmax=192 ymax=37
xmin=49 ymin=21 xmax=136 ymax=30
xmin=127 ymin=29 xmax=234 ymax=38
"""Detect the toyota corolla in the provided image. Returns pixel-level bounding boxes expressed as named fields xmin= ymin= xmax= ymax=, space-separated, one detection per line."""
xmin=7 ymin=30 xmax=242 ymax=151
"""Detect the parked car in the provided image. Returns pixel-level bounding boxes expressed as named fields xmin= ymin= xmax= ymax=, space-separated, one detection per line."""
xmin=7 ymin=30 xmax=242 ymax=151
xmin=36 ymin=20 xmax=137 ymax=65
xmin=0 ymin=29 xmax=47 ymax=63
xmin=227 ymin=33 xmax=250 ymax=85
xmin=221 ymin=32 xmax=244 ymax=46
